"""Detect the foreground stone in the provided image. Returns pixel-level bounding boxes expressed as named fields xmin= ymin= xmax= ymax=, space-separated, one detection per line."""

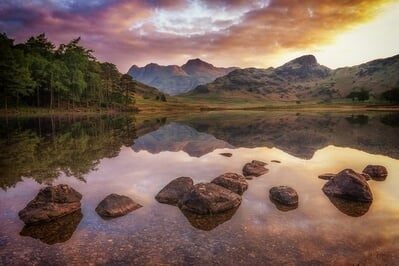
xmin=211 ymin=173 xmax=248 ymax=195
xmin=242 ymin=160 xmax=269 ymax=177
xmin=362 ymin=165 xmax=388 ymax=181
xmin=155 ymin=176 xmax=194 ymax=205
xmin=18 ymin=184 xmax=82 ymax=225
xmin=269 ymin=186 xmax=299 ymax=206
xmin=95 ymin=194 xmax=142 ymax=218
xmin=179 ymin=183 xmax=242 ymax=215
xmin=322 ymin=169 xmax=373 ymax=202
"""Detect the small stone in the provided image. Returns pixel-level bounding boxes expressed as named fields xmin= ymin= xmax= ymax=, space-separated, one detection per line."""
xmin=211 ymin=172 xmax=248 ymax=195
xmin=271 ymin=160 xmax=281 ymax=163
xmin=269 ymin=186 xmax=299 ymax=206
xmin=219 ymin=153 xmax=233 ymax=157
xmin=242 ymin=160 xmax=269 ymax=177
xmin=155 ymin=177 xmax=194 ymax=205
xmin=95 ymin=194 xmax=142 ymax=218
xmin=318 ymin=173 xmax=336 ymax=180
xmin=362 ymin=165 xmax=388 ymax=181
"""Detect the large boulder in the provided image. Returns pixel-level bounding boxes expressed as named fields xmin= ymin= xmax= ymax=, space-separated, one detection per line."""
xmin=211 ymin=173 xmax=248 ymax=195
xmin=269 ymin=186 xmax=299 ymax=210
xmin=18 ymin=184 xmax=82 ymax=225
xmin=95 ymin=194 xmax=142 ymax=218
xmin=362 ymin=165 xmax=388 ymax=181
xmin=179 ymin=183 xmax=242 ymax=215
xmin=155 ymin=176 xmax=194 ymax=205
xmin=322 ymin=169 xmax=373 ymax=202
xmin=242 ymin=160 xmax=268 ymax=177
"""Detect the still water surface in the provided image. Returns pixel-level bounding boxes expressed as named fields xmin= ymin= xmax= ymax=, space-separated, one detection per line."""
xmin=1 ymin=111 xmax=399 ymax=265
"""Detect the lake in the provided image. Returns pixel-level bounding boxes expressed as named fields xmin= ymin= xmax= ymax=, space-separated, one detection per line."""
xmin=1 ymin=111 xmax=399 ymax=265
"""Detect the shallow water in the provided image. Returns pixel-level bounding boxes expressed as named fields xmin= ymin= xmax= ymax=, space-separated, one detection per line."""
xmin=1 ymin=111 xmax=399 ymax=265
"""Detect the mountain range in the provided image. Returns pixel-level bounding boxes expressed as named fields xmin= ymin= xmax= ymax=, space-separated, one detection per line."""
xmin=188 ymin=54 xmax=399 ymax=101
xmin=128 ymin=59 xmax=237 ymax=95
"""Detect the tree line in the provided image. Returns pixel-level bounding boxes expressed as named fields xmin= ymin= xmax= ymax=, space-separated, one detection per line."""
xmin=0 ymin=33 xmax=136 ymax=111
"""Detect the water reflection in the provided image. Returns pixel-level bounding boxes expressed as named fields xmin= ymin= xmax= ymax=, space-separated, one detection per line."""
xmin=181 ymin=207 xmax=239 ymax=231
xmin=0 ymin=115 xmax=136 ymax=189
xmin=132 ymin=122 xmax=233 ymax=157
xmin=269 ymin=197 xmax=299 ymax=212
xmin=326 ymin=196 xmax=372 ymax=217
xmin=19 ymin=210 xmax=83 ymax=245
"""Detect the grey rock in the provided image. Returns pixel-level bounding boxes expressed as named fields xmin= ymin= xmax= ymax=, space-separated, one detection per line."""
xmin=155 ymin=176 xmax=194 ymax=205
xmin=96 ymin=194 xmax=142 ymax=218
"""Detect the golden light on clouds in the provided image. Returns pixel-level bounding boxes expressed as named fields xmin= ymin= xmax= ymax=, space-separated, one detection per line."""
xmin=1 ymin=0 xmax=398 ymax=71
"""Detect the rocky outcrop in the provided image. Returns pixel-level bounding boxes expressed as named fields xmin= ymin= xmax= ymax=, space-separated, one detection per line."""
xmin=95 ymin=194 xmax=142 ymax=218
xmin=211 ymin=173 xmax=248 ymax=195
xmin=179 ymin=183 xmax=242 ymax=215
xmin=322 ymin=169 xmax=373 ymax=202
xmin=155 ymin=177 xmax=194 ymax=205
xmin=362 ymin=165 xmax=388 ymax=181
xmin=269 ymin=186 xmax=299 ymax=207
xmin=18 ymin=184 xmax=82 ymax=225
xmin=242 ymin=160 xmax=269 ymax=177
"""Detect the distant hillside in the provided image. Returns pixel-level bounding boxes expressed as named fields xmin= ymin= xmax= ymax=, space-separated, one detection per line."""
xmin=133 ymin=79 xmax=166 ymax=100
xmin=128 ymin=59 xmax=237 ymax=95
xmin=187 ymin=54 xmax=399 ymax=102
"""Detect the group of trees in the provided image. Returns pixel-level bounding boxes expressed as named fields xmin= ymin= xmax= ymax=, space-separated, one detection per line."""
xmin=346 ymin=88 xmax=370 ymax=102
xmin=0 ymin=33 xmax=136 ymax=111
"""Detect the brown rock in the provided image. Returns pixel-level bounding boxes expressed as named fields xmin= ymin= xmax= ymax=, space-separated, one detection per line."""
xmin=322 ymin=169 xmax=373 ymax=202
xmin=242 ymin=160 xmax=269 ymax=177
xmin=211 ymin=172 xmax=248 ymax=195
xmin=219 ymin=153 xmax=233 ymax=157
xmin=362 ymin=165 xmax=388 ymax=181
xmin=18 ymin=184 xmax=82 ymax=225
xmin=179 ymin=183 xmax=242 ymax=215
xmin=271 ymin=160 xmax=281 ymax=163
xmin=318 ymin=173 xmax=336 ymax=180
xmin=155 ymin=176 xmax=194 ymax=205
xmin=95 ymin=194 xmax=142 ymax=218
xmin=269 ymin=186 xmax=299 ymax=206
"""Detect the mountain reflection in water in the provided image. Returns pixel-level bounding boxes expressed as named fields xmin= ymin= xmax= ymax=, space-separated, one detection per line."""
xmin=1 ymin=111 xmax=399 ymax=265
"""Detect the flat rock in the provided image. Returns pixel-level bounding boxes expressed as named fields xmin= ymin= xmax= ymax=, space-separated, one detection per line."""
xmin=322 ymin=169 xmax=373 ymax=202
xmin=271 ymin=160 xmax=281 ymax=163
xmin=155 ymin=176 xmax=194 ymax=205
xmin=362 ymin=165 xmax=388 ymax=181
xmin=242 ymin=160 xmax=269 ymax=177
xmin=219 ymin=153 xmax=233 ymax=157
xmin=211 ymin=172 xmax=248 ymax=195
xmin=318 ymin=173 xmax=336 ymax=180
xmin=179 ymin=183 xmax=242 ymax=215
xmin=95 ymin=194 xmax=142 ymax=218
xmin=18 ymin=184 xmax=82 ymax=225
xmin=269 ymin=186 xmax=299 ymax=206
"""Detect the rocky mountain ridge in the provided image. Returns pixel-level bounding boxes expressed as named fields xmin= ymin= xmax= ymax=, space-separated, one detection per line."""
xmin=128 ymin=58 xmax=237 ymax=95
xmin=188 ymin=54 xmax=399 ymax=101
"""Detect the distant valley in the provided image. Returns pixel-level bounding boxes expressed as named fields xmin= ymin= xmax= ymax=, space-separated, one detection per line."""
xmin=128 ymin=58 xmax=237 ymax=95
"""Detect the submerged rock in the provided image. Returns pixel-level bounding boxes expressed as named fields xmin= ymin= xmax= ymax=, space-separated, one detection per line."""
xmin=326 ymin=196 xmax=371 ymax=217
xmin=18 ymin=184 xmax=82 ymax=225
xmin=322 ymin=169 xmax=373 ymax=202
xmin=181 ymin=206 xmax=239 ymax=231
xmin=362 ymin=165 xmax=388 ymax=181
xmin=155 ymin=176 xmax=194 ymax=205
xmin=269 ymin=186 xmax=299 ymax=207
xmin=95 ymin=194 xmax=142 ymax=218
xmin=211 ymin=172 xmax=248 ymax=195
xmin=20 ymin=210 xmax=83 ymax=245
xmin=179 ymin=183 xmax=242 ymax=215
xmin=242 ymin=160 xmax=269 ymax=177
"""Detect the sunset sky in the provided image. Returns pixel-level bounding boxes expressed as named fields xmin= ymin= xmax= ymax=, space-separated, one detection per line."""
xmin=1 ymin=0 xmax=399 ymax=72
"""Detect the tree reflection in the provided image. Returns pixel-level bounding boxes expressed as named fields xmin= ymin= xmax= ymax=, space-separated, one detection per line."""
xmin=0 ymin=115 xmax=137 ymax=189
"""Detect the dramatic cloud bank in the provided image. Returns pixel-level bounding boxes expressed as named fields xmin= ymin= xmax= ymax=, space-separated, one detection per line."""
xmin=1 ymin=0 xmax=398 ymax=72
